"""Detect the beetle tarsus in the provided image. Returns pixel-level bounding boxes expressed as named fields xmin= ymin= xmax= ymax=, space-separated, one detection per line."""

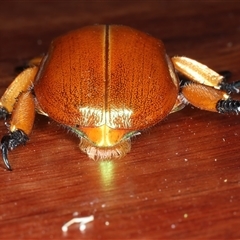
xmin=220 ymin=81 xmax=240 ymax=94
xmin=1 ymin=140 xmax=12 ymax=170
xmin=0 ymin=130 xmax=29 ymax=170
xmin=0 ymin=107 xmax=9 ymax=120
xmin=216 ymin=99 xmax=240 ymax=114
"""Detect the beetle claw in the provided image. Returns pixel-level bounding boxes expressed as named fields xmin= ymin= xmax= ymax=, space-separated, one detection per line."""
xmin=0 ymin=130 xmax=29 ymax=170
xmin=1 ymin=139 xmax=12 ymax=170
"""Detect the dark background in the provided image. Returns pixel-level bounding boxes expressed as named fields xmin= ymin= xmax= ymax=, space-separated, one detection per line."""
xmin=1 ymin=1 xmax=240 ymax=239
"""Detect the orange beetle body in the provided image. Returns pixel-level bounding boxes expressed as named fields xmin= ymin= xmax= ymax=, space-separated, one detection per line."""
xmin=34 ymin=25 xmax=179 ymax=159
xmin=1 ymin=24 xmax=240 ymax=170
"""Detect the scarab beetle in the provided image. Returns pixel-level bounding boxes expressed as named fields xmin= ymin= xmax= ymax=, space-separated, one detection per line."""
xmin=1 ymin=25 xmax=240 ymax=170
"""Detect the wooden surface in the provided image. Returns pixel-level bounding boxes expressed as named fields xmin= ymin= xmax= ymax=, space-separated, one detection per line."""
xmin=1 ymin=1 xmax=240 ymax=239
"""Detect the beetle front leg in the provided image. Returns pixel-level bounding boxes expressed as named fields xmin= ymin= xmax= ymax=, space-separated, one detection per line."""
xmin=216 ymin=99 xmax=240 ymax=114
xmin=0 ymin=67 xmax=38 ymax=119
xmin=1 ymin=91 xmax=35 ymax=170
xmin=172 ymin=56 xmax=240 ymax=93
xmin=172 ymin=56 xmax=240 ymax=113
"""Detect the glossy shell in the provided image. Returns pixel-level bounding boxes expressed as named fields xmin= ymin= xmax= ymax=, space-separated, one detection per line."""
xmin=34 ymin=25 xmax=178 ymax=132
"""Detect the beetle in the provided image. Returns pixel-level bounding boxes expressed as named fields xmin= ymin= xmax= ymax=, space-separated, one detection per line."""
xmin=1 ymin=24 xmax=240 ymax=170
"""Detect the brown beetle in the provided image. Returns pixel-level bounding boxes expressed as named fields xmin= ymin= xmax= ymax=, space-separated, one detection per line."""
xmin=1 ymin=25 xmax=240 ymax=170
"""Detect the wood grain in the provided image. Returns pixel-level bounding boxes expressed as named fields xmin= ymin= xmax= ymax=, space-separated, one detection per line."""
xmin=1 ymin=1 xmax=240 ymax=239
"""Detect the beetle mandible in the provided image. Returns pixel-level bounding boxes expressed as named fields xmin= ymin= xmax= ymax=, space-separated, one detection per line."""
xmin=1 ymin=24 xmax=240 ymax=170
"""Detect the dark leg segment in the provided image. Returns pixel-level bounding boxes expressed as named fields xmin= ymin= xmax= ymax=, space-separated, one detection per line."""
xmin=0 ymin=107 xmax=9 ymax=120
xmin=219 ymin=81 xmax=240 ymax=94
xmin=1 ymin=130 xmax=28 ymax=170
xmin=216 ymin=99 xmax=240 ymax=114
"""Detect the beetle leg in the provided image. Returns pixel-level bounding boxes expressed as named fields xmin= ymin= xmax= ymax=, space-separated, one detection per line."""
xmin=1 ymin=130 xmax=29 ymax=170
xmin=172 ymin=56 xmax=240 ymax=113
xmin=181 ymin=82 xmax=240 ymax=113
xmin=1 ymin=91 xmax=35 ymax=170
xmin=170 ymin=94 xmax=188 ymax=113
xmin=0 ymin=67 xmax=38 ymax=119
xmin=172 ymin=57 xmax=240 ymax=94
xmin=219 ymin=80 xmax=240 ymax=94
xmin=173 ymin=57 xmax=240 ymax=93
xmin=172 ymin=56 xmax=225 ymax=87
xmin=216 ymin=99 xmax=240 ymax=114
